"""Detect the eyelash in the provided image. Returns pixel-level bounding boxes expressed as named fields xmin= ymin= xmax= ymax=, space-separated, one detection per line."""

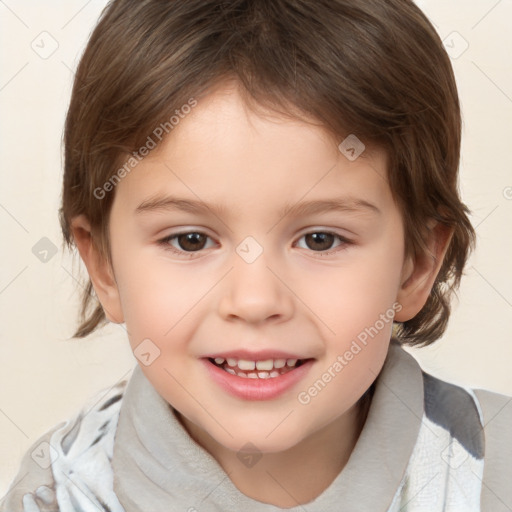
xmin=156 ymin=230 xmax=353 ymax=259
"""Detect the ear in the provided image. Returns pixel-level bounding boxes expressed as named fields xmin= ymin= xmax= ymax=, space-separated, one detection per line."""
xmin=70 ymin=214 xmax=124 ymax=324
xmin=394 ymin=222 xmax=453 ymax=322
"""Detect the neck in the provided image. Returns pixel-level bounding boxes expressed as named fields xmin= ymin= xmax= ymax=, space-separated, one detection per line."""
xmin=177 ymin=388 xmax=373 ymax=508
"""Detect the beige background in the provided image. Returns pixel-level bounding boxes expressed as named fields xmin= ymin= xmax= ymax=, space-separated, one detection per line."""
xmin=1 ymin=0 xmax=511 ymax=497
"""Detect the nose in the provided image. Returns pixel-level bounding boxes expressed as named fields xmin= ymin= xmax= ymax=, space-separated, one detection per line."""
xmin=217 ymin=250 xmax=294 ymax=325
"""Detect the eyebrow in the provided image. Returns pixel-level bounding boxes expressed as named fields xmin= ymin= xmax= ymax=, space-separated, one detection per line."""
xmin=134 ymin=194 xmax=381 ymax=219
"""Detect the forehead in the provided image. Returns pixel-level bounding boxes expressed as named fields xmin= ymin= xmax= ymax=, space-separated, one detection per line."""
xmin=113 ymin=83 xmax=391 ymax=220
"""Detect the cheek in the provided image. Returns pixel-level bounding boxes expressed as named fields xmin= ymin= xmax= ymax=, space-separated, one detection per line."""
xmin=296 ymin=241 xmax=402 ymax=408
xmin=297 ymin=306 xmax=393 ymax=430
xmin=111 ymin=241 xmax=193 ymax=345
xmin=299 ymin=243 xmax=403 ymax=338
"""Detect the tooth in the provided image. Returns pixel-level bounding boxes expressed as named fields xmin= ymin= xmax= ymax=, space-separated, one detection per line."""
xmin=270 ymin=371 xmax=280 ymax=378
xmin=286 ymin=359 xmax=298 ymax=367
xmin=238 ymin=359 xmax=256 ymax=371
xmin=214 ymin=357 xmax=225 ymax=365
xmin=225 ymin=368 xmax=236 ymax=375
xmin=258 ymin=371 xmax=270 ymax=379
xmin=256 ymin=359 xmax=273 ymax=371
xmin=247 ymin=372 xmax=258 ymax=379
xmin=236 ymin=371 xmax=248 ymax=378
xmin=227 ymin=358 xmax=237 ymax=367
xmin=273 ymin=359 xmax=286 ymax=368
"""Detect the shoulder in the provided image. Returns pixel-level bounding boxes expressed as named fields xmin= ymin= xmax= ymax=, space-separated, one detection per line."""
xmin=421 ymin=371 xmax=485 ymax=458
xmin=422 ymin=370 xmax=512 ymax=436
xmin=473 ymin=386 xmax=512 ymax=421
xmin=471 ymin=385 xmax=512 ymax=453
xmin=0 ymin=422 xmax=63 ymax=512
xmin=473 ymin=386 xmax=512 ymax=511
xmin=421 ymin=371 xmax=512 ymax=510
xmin=0 ymin=376 xmax=130 ymax=512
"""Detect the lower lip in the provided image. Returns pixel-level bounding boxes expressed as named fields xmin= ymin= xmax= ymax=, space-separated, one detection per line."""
xmin=202 ymin=359 xmax=314 ymax=401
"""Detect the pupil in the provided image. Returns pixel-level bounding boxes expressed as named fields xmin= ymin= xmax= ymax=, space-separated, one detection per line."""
xmin=307 ymin=233 xmax=334 ymax=251
xmin=179 ymin=233 xmax=206 ymax=251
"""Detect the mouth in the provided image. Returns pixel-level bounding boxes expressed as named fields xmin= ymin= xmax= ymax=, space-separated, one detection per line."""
xmin=202 ymin=350 xmax=315 ymax=400
xmin=207 ymin=356 xmax=310 ymax=379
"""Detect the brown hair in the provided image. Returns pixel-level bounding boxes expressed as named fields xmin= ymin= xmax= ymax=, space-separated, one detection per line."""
xmin=59 ymin=0 xmax=475 ymax=346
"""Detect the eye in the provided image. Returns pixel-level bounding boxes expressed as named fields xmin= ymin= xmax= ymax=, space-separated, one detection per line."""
xmin=294 ymin=231 xmax=352 ymax=255
xmin=157 ymin=230 xmax=352 ymax=258
xmin=157 ymin=231 xmax=216 ymax=257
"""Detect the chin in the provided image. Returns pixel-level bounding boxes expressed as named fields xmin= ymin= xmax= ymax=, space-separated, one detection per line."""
xmin=228 ymin=419 xmax=314 ymax=453
xmin=185 ymin=414 xmax=306 ymax=455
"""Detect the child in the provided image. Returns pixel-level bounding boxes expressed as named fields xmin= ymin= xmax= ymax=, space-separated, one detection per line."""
xmin=2 ymin=0 xmax=511 ymax=510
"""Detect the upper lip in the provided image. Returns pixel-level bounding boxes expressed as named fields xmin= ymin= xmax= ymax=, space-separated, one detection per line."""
xmin=203 ymin=350 xmax=313 ymax=360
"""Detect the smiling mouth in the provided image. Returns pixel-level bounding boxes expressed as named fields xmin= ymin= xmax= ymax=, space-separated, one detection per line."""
xmin=208 ymin=357 xmax=308 ymax=379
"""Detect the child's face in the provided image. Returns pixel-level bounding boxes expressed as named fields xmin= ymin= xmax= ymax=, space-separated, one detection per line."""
xmin=104 ymin=82 xmax=413 ymax=453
